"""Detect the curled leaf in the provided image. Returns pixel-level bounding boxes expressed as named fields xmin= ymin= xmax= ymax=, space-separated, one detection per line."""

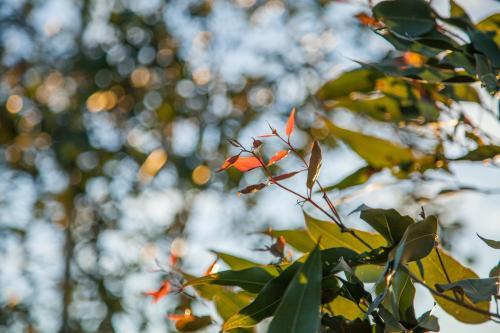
xmin=306 ymin=141 xmax=322 ymax=189
xmin=267 ymin=150 xmax=289 ymax=166
xmin=286 ymin=108 xmax=296 ymax=137
xmin=238 ymin=183 xmax=267 ymax=195
xmin=145 ymin=281 xmax=171 ymax=303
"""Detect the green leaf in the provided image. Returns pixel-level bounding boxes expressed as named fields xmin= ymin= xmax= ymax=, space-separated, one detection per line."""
xmin=306 ymin=141 xmax=322 ymax=189
xmin=268 ymin=245 xmax=322 ymax=333
xmin=329 ymin=96 xmax=403 ymax=122
xmin=436 ymin=278 xmax=498 ymax=303
xmin=212 ymin=251 xmax=261 ymax=270
xmin=304 ymin=212 xmax=386 ymax=253
xmin=322 ymin=117 xmax=417 ymax=169
xmin=269 ymin=229 xmax=317 ymax=253
xmin=391 ymin=215 xmax=437 ymax=265
xmin=477 ymin=234 xmax=500 ymax=249
xmin=316 ymin=68 xmax=383 ymax=100
xmin=223 ymin=262 xmax=302 ymax=331
xmin=355 ymin=264 xmax=386 ymax=283
xmin=468 ymin=28 xmax=500 ymax=68
xmin=476 ymin=14 xmax=500 ymax=45
xmin=474 ymin=53 xmax=498 ymax=93
xmin=373 ymin=0 xmax=436 ymax=38
xmin=175 ymin=315 xmax=212 ymax=332
xmin=357 ymin=206 xmax=414 ymax=245
xmin=390 ymin=270 xmax=416 ymax=323
xmin=322 ymin=166 xmax=378 ymax=192
xmin=409 ymin=249 xmax=491 ymax=323
xmin=454 ymin=145 xmax=500 ymax=161
xmin=328 ymin=296 xmax=365 ymax=320
xmin=185 ymin=266 xmax=278 ymax=293
xmin=415 ymin=309 xmax=440 ymax=332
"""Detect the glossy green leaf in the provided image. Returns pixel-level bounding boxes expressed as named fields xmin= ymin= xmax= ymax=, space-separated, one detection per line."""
xmin=304 ymin=212 xmax=386 ymax=253
xmin=268 ymin=245 xmax=322 ymax=333
xmin=436 ymin=278 xmax=498 ymax=303
xmin=373 ymin=0 xmax=435 ymax=38
xmin=269 ymin=229 xmax=316 ymax=253
xmin=409 ymin=249 xmax=490 ymax=323
xmin=185 ymin=266 xmax=278 ymax=293
xmin=223 ymin=262 xmax=302 ymax=331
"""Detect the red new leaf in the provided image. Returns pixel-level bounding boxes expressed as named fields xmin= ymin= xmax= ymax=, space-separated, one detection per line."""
xmin=217 ymin=154 xmax=240 ymax=172
xmin=217 ymin=155 xmax=263 ymax=172
xmin=285 ymin=108 xmax=296 ymax=138
xmin=145 ymin=281 xmax=171 ymax=303
xmin=267 ymin=150 xmax=289 ymax=166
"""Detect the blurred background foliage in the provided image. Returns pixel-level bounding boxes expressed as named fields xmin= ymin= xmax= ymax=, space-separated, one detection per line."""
xmin=0 ymin=0 xmax=498 ymax=332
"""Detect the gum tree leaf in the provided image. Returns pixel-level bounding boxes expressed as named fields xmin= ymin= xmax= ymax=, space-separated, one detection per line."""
xmin=304 ymin=212 xmax=386 ymax=253
xmin=306 ymin=141 xmax=322 ymax=189
xmin=269 ymin=229 xmax=316 ymax=253
xmin=409 ymin=249 xmax=491 ymax=323
xmin=175 ymin=315 xmax=212 ymax=332
xmin=390 ymin=270 xmax=416 ymax=323
xmin=454 ymin=145 xmax=500 ymax=161
xmin=185 ymin=266 xmax=278 ymax=293
xmin=436 ymin=278 xmax=498 ymax=303
xmin=373 ymin=0 xmax=436 ymax=38
xmin=286 ymin=108 xmax=296 ymax=137
xmin=477 ymin=234 xmax=500 ymax=249
xmin=322 ymin=166 xmax=378 ymax=192
xmin=223 ymin=262 xmax=303 ymax=331
xmin=391 ymin=216 xmax=437 ymax=265
xmin=322 ymin=117 xmax=417 ymax=169
xmin=268 ymin=245 xmax=322 ymax=333
xmin=267 ymin=150 xmax=289 ymax=166
xmin=356 ymin=207 xmax=414 ymax=245
xmin=238 ymin=183 xmax=267 ymax=195
xmin=415 ymin=309 xmax=440 ymax=332
xmin=328 ymin=296 xmax=364 ymax=320
xmin=316 ymin=68 xmax=383 ymax=100
xmin=212 ymin=251 xmax=261 ymax=270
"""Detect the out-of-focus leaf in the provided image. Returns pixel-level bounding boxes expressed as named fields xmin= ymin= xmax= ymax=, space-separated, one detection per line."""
xmin=373 ymin=0 xmax=435 ymax=38
xmin=145 ymin=281 xmax=171 ymax=303
xmin=286 ymin=108 xmax=296 ymax=137
xmin=409 ymin=249 xmax=491 ymax=323
xmin=327 ymin=96 xmax=402 ymax=122
xmin=175 ymin=315 xmax=212 ymax=332
xmin=185 ymin=266 xmax=278 ymax=293
xmin=223 ymin=262 xmax=302 ymax=331
xmin=391 ymin=216 xmax=437 ymax=265
xmin=322 ymin=117 xmax=417 ymax=169
xmin=355 ymin=12 xmax=383 ymax=29
xmin=212 ymin=251 xmax=261 ymax=270
xmin=304 ymin=212 xmax=386 ymax=253
xmin=328 ymin=296 xmax=364 ymax=320
xmin=316 ymin=68 xmax=383 ymax=100
xmin=454 ymin=144 xmax=500 ymax=161
xmin=269 ymin=229 xmax=316 ymax=253
xmin=477 ymin=234 xmax=500 ymax=249
xmin=322 ymin=166 xmax=377 ymax=192
xmin=218 ymin=156 xmax=263 ymax=173
xmin=356 ymin=206 xmax=414 ymax=245
xmin=268 ymin=245 xmax=322 ymax=333
xmin=238 ymin=183 xmax=267 ymax=195
xmin=306 ymin=141 xmax=322 ymax=189
xmin=474 ymin=53 xmax=498 ymax=93
xmin=468 ymin=28 xmax=500 ymax=68
xmin=436 ymin=278 xmax=498 ymax=303
xmin=321 ymin=315 xmax=373 ymax=332
xmin=267 ymin=150 xmax=289 ymax=166
xmin=476 ymin=14 xmax=500 ymax=45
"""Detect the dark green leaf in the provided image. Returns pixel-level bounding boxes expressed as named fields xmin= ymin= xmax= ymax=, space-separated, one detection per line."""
xmin=223 ymin=262 xmax=302 ymax=331
xmin=415 ymin=309 xmax=440 ymax=332
xmin=373 ymin=0 xmax=435 ymax=38
xmin=436 ymin=278 xmax=498 ymax=303
xmin=321 ymin=315 xmax=373 ymax=333
xmin=357 ymin=206 xmax=414 ymax=245
xmin=268 ymin=245 xmax=322 ymax=333
xmin=306 ymin=141 xmax=322 ymax=189
xmin=477 ymin=234 xmax=500 ymax=249
xmin=391 ymin=216 xmax=437 ymax=265
xmin=390 ymin=270 xmax=416 ymax=323
xmin=185 ymin=266 xmax=278 ymax=293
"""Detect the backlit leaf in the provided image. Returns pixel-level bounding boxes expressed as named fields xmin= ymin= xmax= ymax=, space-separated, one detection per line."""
xmin=267 ymin=150 xmax=289 ymax=166
xmin=269 ymin=229 xmax=316 ymax=253
xmin=268 ymin=245 xmax=322 ymax=333
xmin=212 ymin=251 xmax=261 ymax=270
xmin=145 ymin=281 xmax=171 ymax=303
xmin=306 ymin=141 xmax=322 ymax=189
xmin=436 ymin=278 xmax=498 ymax=303
xmin=286 ymin=108 xmax=296 ymax=137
